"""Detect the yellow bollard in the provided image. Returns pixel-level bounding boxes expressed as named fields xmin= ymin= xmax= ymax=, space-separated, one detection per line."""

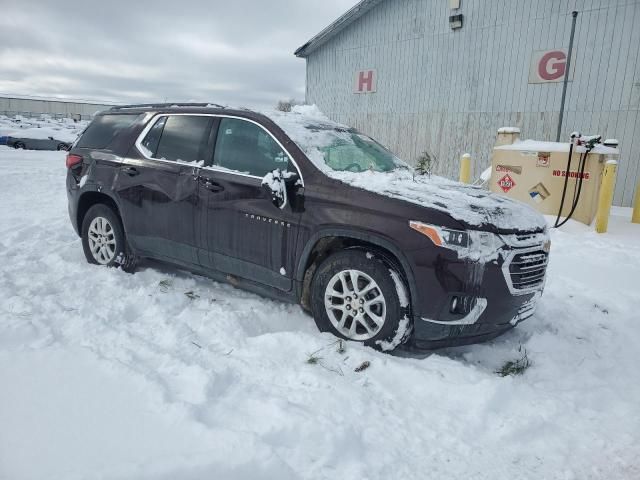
xmin=595 ymin=160 xmax=618 ymax=233
xmin=632 ymin=182 xmax=640 ymax=224
xmin=459 ymin=153 xmax=471 ymax=184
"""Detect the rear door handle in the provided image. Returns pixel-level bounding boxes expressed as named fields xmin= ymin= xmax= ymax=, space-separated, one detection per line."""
xmin=121 ymin=166 xmax=139 ymax=176
xmin=203 ymin=180 xmax=224 ymax=192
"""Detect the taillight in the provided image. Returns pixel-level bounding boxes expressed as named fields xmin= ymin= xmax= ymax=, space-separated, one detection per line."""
xmin=66 ymin=154 xmax=83 ymax=168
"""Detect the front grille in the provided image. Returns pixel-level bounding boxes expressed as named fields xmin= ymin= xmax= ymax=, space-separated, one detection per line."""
xmin=516 ymin=233 xmax=538 ymax=243
xmin=503 ymin=248 xmax=549 ymax=294
xmin=501 ymin=231 xmax=548 ymax=248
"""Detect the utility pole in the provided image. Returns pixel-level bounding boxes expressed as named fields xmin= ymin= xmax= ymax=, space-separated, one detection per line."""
xmin=556 ymin=11 xmax=578 ymax=142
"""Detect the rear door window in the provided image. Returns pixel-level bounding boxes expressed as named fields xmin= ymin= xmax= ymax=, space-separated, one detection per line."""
xmin=213 ymin=118 xmax=290 ymax=177
xmin=76 ymin=114 xmax=140 ymax=149
xmin=144 ymin=115 xmax=213 ymax=163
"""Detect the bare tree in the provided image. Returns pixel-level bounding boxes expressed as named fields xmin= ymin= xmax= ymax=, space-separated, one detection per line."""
xmin=415 ymin=151 xmax=437 ymax=177
xmin=276 ymin=98 xmax=303 ymax=112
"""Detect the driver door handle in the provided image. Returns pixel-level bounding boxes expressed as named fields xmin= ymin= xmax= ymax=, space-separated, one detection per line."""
xmin=121 ymin=166 xmax=139 ymax=177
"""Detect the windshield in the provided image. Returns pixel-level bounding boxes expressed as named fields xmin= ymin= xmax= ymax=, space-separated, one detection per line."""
xmin=319 ymin=130 xmax=408 ymax=173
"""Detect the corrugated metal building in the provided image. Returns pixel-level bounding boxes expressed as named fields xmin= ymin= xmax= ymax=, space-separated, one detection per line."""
xmin=0 ymin=94 xmax=115 ymax=120
xmin=296 ymin=0 xmax=640 ymax=206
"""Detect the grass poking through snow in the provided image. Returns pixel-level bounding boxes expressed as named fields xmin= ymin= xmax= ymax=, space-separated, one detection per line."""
xmin=306 ymin=352 xmax=322 ymax=365
xmin=496 ymin=346 xmax=531 ymax=377
xmin=158 ymin=279 xmax=173 ymax=292
xmin=305 ymin=344 xmax=345 ymax=376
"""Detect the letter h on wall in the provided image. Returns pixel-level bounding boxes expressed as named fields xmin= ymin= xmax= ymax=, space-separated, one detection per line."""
xmin=354 ymin=69 xmax=376 ymax=93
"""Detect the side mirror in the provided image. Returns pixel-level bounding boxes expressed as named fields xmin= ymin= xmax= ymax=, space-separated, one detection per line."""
xmin=261 ymin=169 xmax=299 ymax=209
xmin=262 ymin=169 xmax=288 ymax=209
xmin=48 ymin=136 xmax=54 ymax=140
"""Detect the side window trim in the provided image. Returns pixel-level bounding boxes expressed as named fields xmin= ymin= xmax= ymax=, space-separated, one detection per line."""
xmin=204 ymin=117 xmax=220 ymax=168
xmin=134 ymin=113 xmax=304 ymax=185
xmin=135 ymin=115 xmax=172 ymax=166
xmin=139 ymin=115 xmax=167 ymax=158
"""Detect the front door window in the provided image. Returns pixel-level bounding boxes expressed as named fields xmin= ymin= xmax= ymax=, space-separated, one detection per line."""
xmin=213 ymin=118 xmax=290 ymax=176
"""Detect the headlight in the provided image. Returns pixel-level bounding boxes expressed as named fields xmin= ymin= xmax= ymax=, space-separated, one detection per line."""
xmin=409 ymin=221 xmax=505 ymax=260
xmin=409 ymin=221 xmax=469 ymax=248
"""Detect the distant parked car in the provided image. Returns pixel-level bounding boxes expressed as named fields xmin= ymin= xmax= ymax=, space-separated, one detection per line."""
xmin=0 ymin=136 xmax=8 ymax=145
xmin=7 ymin=136 xmax=71 ymax=151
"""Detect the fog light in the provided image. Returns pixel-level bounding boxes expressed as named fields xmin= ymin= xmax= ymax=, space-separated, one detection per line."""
xmin=450 ymin=295 xmax=476 ymax=315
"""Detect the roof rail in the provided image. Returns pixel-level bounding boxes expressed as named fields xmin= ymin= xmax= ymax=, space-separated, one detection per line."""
xmin=109 ymin=102 xmax=225 ymax=110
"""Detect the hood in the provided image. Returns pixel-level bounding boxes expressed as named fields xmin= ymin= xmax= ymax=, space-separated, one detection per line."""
xmin=325 ymin=169 xmax=547 ymax=233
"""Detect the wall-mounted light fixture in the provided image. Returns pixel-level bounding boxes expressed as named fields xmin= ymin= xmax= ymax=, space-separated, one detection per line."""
xmin=449 ymin=14 xmax=463 ymax=30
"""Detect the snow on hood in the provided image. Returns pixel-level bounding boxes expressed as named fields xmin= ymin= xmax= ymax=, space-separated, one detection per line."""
xmin=265 ymin=105 xmax=546 ymax=232
xmin=327 ymin=169 xmax=546 ymax=232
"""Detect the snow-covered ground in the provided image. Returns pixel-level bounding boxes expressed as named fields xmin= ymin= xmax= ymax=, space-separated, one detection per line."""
xmin=0 ymin=147 xmax=639 ymax=480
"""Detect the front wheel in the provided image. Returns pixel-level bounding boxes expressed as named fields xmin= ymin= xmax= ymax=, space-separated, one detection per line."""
xmin=14 ymin=142 xmax=25 ymax=149
xmin=310 ymin=250 xmax=411 ymax=351
xmin=81 ymin=204 xmax=136 ymax=272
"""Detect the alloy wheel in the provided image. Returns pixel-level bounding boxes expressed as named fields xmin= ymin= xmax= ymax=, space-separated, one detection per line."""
xmin=324 ymin=269 xmax=387 ymax=341
xmin=87 ymin=216 xmax=117 ymax=265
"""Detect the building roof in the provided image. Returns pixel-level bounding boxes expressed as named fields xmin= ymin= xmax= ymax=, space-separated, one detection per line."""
xmin=294 ymin=0 xmax=386 ymax=57
xmin=0 ymin=92 xmax=119 ymax=106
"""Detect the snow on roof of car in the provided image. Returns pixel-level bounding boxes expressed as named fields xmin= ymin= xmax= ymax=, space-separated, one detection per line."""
xmin=264 ymin=105 xmax=357 ymax=174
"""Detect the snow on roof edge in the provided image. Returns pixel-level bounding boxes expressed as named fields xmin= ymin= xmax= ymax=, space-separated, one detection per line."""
xmin=495 ymin=139 xmax=619 ymax=155
xmin=294 ymin=0 xmax=386 ymax=57
xmin=497 ymin=127 xmax=521 ymax=134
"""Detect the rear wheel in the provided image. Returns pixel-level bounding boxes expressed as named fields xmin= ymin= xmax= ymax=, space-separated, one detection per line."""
xmin=310 ymin=249 xmax=411 ymax=351
xmin=81 ymin=204 xmax=136 ymax=272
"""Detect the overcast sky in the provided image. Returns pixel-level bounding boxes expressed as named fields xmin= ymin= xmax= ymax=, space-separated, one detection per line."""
xmin=0 ymin=0 xmax=358 ymax=108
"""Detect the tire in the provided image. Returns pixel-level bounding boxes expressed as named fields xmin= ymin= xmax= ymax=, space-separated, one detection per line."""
xmin=57 ymin=143 xmax=69 ymax=151
xmin=14 ymin=142 xmax=25 ymax=149
xmin=81 ymin=204 xmax=137 ymax=272
xmin=310 ymin=249 xmax=411 ymax=351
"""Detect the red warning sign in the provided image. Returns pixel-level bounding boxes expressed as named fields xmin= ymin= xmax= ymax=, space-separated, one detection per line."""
xmin=498 ymin=174 xmax=516 ymax=193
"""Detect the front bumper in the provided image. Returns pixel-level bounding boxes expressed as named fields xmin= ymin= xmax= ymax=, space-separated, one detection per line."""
xmin=403 ymin=235 xmax=548 ymax=350
xmin=405 ymin=292 xmax=540 ymax=350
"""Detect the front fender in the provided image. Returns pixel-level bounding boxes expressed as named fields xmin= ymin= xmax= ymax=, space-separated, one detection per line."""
xmin=295 ymin=227 xmax=418 ymax=313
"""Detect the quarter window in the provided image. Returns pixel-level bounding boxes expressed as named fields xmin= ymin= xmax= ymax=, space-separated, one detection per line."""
xmin=213 ymin=118 xmax=289 ymax=177
xmin=77 ymin=114 xmax=140 ymax=149
xmin=141 ymin=115 xmax=213 ymax=163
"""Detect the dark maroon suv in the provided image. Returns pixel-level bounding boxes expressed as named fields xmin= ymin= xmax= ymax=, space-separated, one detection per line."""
xmin=65 ymin=103 xmax=550 ymax=352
